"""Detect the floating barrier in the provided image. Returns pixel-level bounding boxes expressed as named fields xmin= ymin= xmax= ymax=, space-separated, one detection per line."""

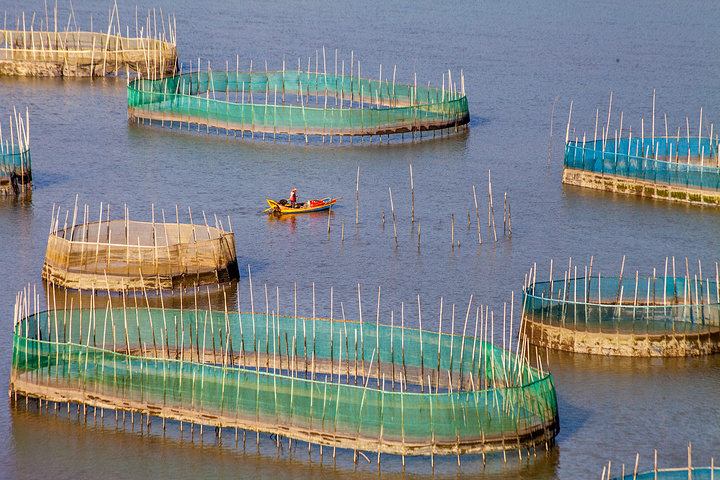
xmin=562 ymin=97 xmax=720 ymax=206
xmin=522 ymin=259 xmax=720 ymax=356
xmin=0 ymin=108 xmax=31 ymax=195
xmin=10 ymin=286 xmax=559 ymax=462
xmin=0 ymin=6 xmax=177 ymax=77
xmin=127 ymin=58 xmax=470 ymax=143
xmin=42 ymin=202 xmax=239 ymax=291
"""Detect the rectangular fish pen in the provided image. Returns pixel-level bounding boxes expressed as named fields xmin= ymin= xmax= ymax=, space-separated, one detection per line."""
xmin=10 ymin=288 xmax=559 ymax=462
xmin=126 ymin=61 xmax=470 ymax=142
xmin=0 ymin=108 xmax=31 ymax=195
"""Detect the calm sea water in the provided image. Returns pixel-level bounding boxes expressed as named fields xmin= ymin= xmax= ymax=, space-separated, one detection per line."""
xmin=1 ymin=0 xmax=720 ymax=478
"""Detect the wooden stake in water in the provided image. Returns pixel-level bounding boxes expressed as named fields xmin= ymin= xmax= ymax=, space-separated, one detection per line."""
xmin=503 ymin=192 xmax=507 ymax=234
xmin=356 ymin=166 xmax=360 ymax=226
xmin=389 ymin=187 xmax=397 ymax=247
xmin=473 ymin=185 xmax=482 ymax=245
xmin=548 ymin=95 xmax=558 ymax=166
xmin=616 ymin=255 xmax=626 ymax=304
xmin=410 ymin=164 xmax=415 ymax=223
xmin=451 ymin=214 xmax=454 ymax=248
xmin=488 ymin=171 xmax=497 ymax=242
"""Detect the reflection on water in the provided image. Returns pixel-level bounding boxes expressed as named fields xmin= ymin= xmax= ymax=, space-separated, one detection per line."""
xmin=10 ymin=401 xmax=560 ymax=480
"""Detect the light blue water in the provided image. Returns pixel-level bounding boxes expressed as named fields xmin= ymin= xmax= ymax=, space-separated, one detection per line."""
xmin=1 ymin=0 xmax=719 ymax=478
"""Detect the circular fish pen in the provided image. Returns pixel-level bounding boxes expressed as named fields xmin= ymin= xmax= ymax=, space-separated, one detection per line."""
xmin=0 ymin=108 xmax=31 ymax=195
xmin=562 ymin=98 xmax=720 ymax=206
xmin=522 ymin=269 xmax=720 ymax=356
xmin=10 ymin=289 xmax=559 ymax=460
xmin=41 ymin=210 xmax=239 ymax=291
xmin=604 ymin=444 xmax=718 ymax=480
xmin=127 ymin=64 xmax=470 ymax=143
xmin=0 ymin=8 xmax=178 ymax=77
xmin=611 ymin=467 xmax=719 ymax=480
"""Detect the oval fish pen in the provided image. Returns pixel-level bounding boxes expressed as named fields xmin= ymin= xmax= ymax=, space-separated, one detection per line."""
xmin=0 ymin=8 xmax=177 ymax=77
xmin=522 ymin=261 xmax=720 ymax=356
xmin=41 ymin=206 xmax=239 ymax=291
xmin=0 ymin=108 xmax=31 ymax=195
xmin=9 ymin=289 xmax=559 ymax=461
xmin=126 ymin=61 xmax=470 ymax=143
xmin=562 ymin=99 xmax=720 ymax=206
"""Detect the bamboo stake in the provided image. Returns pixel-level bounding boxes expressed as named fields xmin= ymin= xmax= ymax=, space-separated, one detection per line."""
xmin=389 ymin=187 xmax=397 ymax=247
xmin=410 ymin=165 xmax=414 ymax=222
xmin=488 ymin=171 xmax=497 ymax=242
xmin=473 ymin=185 xmax=482 ymax=245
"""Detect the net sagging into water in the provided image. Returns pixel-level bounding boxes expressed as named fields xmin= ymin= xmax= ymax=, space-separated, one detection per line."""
xmin=127 ymin=68 xmax=470 ymax=140
xmin=42 ymin=218 xmax=239 ymax=291
xmin=522 ymin=275 xmax=720 ymax=356
xmin=10 ymin=296 xmax=559 ymax=457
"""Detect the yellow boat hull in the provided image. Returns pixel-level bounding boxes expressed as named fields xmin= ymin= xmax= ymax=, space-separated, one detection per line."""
xmin=265 ymin=197 xmax=340 ymax=214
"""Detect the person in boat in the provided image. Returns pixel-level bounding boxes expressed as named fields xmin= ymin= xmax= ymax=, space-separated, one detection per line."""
xmin=289 ymin=188 xmax=298 ymax=208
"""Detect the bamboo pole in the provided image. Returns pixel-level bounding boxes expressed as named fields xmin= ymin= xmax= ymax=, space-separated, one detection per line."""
xmin=389 ymin=187 xmax=397 ymax=247
xmin=488 ymin=171 xmax=497 ymax=242
xmin=410 ymin=165 xmax=414 ymax=223
xmin=473 ymin=185 xmax=482 ymax=245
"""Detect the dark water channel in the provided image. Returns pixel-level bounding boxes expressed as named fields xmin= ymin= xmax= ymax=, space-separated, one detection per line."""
xmin=1 ymin=0 xmax=719 ymax=478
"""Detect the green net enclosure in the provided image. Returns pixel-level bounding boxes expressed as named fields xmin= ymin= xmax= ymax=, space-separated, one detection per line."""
xmin=606 ymin=446 xmax=717 ymax=480
xmin=42 ymin=209 xmax=239 ymax=291
xmin=522 ymin=270 xmax=720 ymax=356
xmin=562 ymin=102 xmax=720 ymax=205
xmin=10 ymin=290 xmax=559 ymax=457
xmin=0 ymin=8 xmax=177 ymax=77
xmin=0 ymin=108 xmax=31 ymax=195
xmin=127 ymin=67 xmax=470 ymax=141
xmin=611 ymin=467 xmax=719 ymax=480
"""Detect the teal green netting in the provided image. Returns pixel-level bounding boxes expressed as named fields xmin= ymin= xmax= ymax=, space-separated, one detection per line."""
xmin=13 ymin=308 xmax=558 ymax=452
xmin=613 ymin=468 xmax=720 ymax=480
xmin=127 ymin=71 xmax=470 ymax=136
xmin=0 ymin=145 xmax=31 ymax=176
xmin=565 ymin=137 xmax=720 ymax=191
xmin=523 ymin=277 xmax=720 ymax=335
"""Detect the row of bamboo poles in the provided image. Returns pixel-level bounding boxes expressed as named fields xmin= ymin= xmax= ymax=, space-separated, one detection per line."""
xmin=2 ymin=3 xmax=177 ymax=77
xmin=0 ymin=107 xmax=31 ymax=194
xmin=600 ymin=444 xmax=716 ymax=480
xmin=526 ymin=256 xmax=720 ymax=307
xmin=564 ymin=91 xmax=720 ymax=167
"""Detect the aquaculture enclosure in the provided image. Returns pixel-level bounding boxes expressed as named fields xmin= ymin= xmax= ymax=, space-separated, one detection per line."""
xmin=610 ymin=467 xmax=719 ymax=480
xmin=562 ymin=100 xmax=720 ymax=205
xmin=41 ymin=210 xmax=239 ymax=291
xmin=522 ymin=269 xmax=720 ymax=356
xmin=0 ymin=8 xmax=177 ymax=77
xmin=127 ymin=66 xmax=470 ymax=142
xmin=0 ymin=108 xmax=31 ymax=195
xmin=10 ymin=290 xmax=559 ymax=459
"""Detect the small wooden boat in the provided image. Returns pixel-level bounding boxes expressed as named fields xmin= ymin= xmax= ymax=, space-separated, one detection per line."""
xmin=265 ymin=197 xmax=342 ymax=214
